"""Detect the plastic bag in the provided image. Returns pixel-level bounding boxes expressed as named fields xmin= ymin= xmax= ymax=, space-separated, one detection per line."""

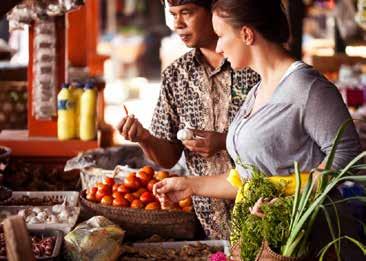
xmin=64 ymin=216 xmax=125 ymax=261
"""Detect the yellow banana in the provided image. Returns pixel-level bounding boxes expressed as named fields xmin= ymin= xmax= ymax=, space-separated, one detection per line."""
xmin=227 ymin=168 xmax=310 ymax=203
xmin=267 ymin=173 xmax=310 ymax=196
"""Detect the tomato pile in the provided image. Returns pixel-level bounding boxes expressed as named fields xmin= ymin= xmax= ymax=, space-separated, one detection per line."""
xmin=85 ymin=166 xmax=193 ymax=212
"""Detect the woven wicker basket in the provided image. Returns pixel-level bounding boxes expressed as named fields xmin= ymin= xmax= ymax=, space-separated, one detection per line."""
xmin=255 ymin=241 xmax=308 ymax=261
xmin=80 ymin=191 xmax=199 ymax=240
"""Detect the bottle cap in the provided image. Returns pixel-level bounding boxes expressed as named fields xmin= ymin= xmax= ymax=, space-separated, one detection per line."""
xmin=74 ymin=81 xmax=84 ymax=88
xmin=84 ymin=82 xmax=95 ymax=89
xmin=61 ymin=83 xmax=70 ymax=89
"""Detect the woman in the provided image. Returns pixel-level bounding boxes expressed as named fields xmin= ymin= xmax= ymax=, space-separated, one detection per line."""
xmin=154 ymin=0 xmax=361 ymax=203
xmin=154 ymin=0 xmax=363 ymax=259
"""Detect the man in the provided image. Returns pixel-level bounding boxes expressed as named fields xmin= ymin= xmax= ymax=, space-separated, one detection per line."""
xmin=118 ymin=0 xmax=259 ymax=239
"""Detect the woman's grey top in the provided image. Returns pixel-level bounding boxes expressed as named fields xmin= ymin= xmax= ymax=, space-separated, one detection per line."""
xmin=226 ymin=63 xmax=362 ymax=179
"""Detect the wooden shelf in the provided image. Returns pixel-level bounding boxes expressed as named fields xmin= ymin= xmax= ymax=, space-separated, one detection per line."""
xmin=0 ymin=130 xmax=98 ymax=157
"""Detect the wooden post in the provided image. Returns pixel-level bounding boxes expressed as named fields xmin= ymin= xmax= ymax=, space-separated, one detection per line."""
xmin=3 ymin=216 xmax=35 ymax=261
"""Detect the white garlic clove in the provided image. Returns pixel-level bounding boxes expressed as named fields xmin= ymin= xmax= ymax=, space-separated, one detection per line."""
xmin=52 ymin=204 xmax=64 ymax=214
xmin=27 ymin=212 xmax=36 ymax=219
xmin=47 ymin=214 xmax=59 ymax=224
xmin=58 ymin=209 xmax=70 ymax=222
xmin=28 ymin=216 xmax=40 ymax=224
xmin=67 ymin=216 xmax=74 ymax=224
xmin=44 ymin=208 xmax=52 ymax=215
xmin=177 ymin=129 xmax=194 ymax=141
xmin=36 ymin=211 xmax=48 ymax=221
xmin=32 ymin=207 xmax=42 ymax=214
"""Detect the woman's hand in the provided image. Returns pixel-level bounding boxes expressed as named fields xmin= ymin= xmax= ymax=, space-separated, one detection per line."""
xmin=249 ymin=197 xmax=278 ymax=218
xmin=153 ymin=177 xmax=194 ymax=203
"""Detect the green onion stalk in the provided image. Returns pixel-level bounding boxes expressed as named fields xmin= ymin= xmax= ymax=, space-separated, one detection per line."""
xmin=282 ymin=120 xmax=366 ymax=257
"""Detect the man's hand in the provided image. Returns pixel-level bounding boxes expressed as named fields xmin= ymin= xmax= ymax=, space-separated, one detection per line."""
xmin=182 ymin=129 xmax=227 ymax=157
xmin=117 ymin=115 xmax=150 ymax=142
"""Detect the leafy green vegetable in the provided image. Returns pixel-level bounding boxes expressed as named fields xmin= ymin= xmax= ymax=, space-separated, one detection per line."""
xmin=230 ymin=164 xmax=291 ymax=260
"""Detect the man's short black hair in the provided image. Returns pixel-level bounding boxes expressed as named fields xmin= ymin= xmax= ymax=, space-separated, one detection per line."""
xmin=167 ymin=0 xmax=213 ymax=9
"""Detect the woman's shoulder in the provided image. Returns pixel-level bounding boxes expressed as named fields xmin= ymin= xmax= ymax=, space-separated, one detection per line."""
xmin=279 ymin=64 xmax=338 ymax=105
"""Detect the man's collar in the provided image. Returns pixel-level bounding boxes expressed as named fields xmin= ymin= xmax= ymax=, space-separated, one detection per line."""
xmin=192 ymin=48 xmax=228 ymax=73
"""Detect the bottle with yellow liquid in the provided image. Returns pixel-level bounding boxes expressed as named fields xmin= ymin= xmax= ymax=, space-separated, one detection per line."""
xmin=70 ymin=81 xmax=84 ymax=138
xmin=57 ymin=83 xmax=76 ymax=140
xmin=80 ymin=82 xmax=97 ymax=141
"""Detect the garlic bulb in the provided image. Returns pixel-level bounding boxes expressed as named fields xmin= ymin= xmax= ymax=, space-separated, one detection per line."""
xmin=47 ymin=214 xmax=59 ymax=224
xmin=67 ymin=216 xmax=74 ymax=224
xmin=58 ymin=209 xmax=70 ymax=222
xmin=27 ymin=212 xmax=36 ymax=219
xmin=52 ymin=204 xmax=64 ymax=213
xmin=37 ymin=212 xmax=48 ymax=222
xmin=177 ymin=129 xmax=194 ymax=141
xmin=32 ymin=207 xmax=42 ymax=214
xmin=28 ymin=216 xmax=40 ymax=224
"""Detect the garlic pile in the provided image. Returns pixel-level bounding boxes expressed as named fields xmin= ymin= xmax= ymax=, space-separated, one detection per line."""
xmin=177 ymin=128 xmax=194 ymax=141
xmin=17 ymin=202 xmax=76 ymax=224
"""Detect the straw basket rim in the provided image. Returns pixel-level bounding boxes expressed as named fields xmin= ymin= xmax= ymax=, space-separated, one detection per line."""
xmin=79 ymin=190 xmax=196 ymax=225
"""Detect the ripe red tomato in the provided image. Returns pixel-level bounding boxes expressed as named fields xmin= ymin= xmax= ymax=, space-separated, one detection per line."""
xmin=140 ymin=166 xmax=154 ymax=176
xmin=132 ymin=188 xmax=147 ymax=198
xmin=124 ymin=193 xmax=136 ymax=203
xmin=147 ymin=179 xmax=158 ymax=192
xmin=112 ymin=183 xmax=120 ymax=192
xmin=155 ymin=171 xmax=169 ymax=181
xmin=97 ymin=183 xmax=112 ymax=195
xmin=112 ymin=191 xmax=124 ymax=199
xmin=86 ymin=192 xmax=97 ymax=202
xmin=95 ymin=190 xmax=105 ymax=202
xmin=130 ymin=199 xmax=144 ymax=209
xmin=182 ymin=206 xmax=193 ymax=212
xmin=117 ymin=184 xmax=130 ymax=194
xmin=140 ymin=191 xmax=155 ymax=204
xmin=103 ymin=177 xmax=115 ymax=186
xmin=136 ymin=171 xmax=153 ymax=186
xmin=126 ymin=172 xmax=137 ymax=179
xmin=87 ymin=187 xmax=98 ymax=195
xmin=178 ymin=197 xmax=192 ymax=208
xmin=101 ymin=195 xmax=113 ymax=205
xmin=145 ymin=202 xmax=161 ymax=210
xmin=124 ymin=175 xmax=142 ymax=191
xmin=113 ymin=198 xmax=129 ymax=207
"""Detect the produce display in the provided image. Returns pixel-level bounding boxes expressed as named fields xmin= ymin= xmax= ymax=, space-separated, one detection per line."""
xmin=85 ymin=166 xmax=193 ymax=212
xmin=0 ymin=232 xmax=56 ymax=258
xmin=121 ymin=242 xmax=225 ymax=261
xmin=19 ymin=203 xmax=77 ymax=224
xmin=0 ymin=203 xmax=79 ymax=225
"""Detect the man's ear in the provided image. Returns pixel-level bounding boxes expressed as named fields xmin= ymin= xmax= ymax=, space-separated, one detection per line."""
xmin=240 ymin=26 xmax=255 ymax=45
